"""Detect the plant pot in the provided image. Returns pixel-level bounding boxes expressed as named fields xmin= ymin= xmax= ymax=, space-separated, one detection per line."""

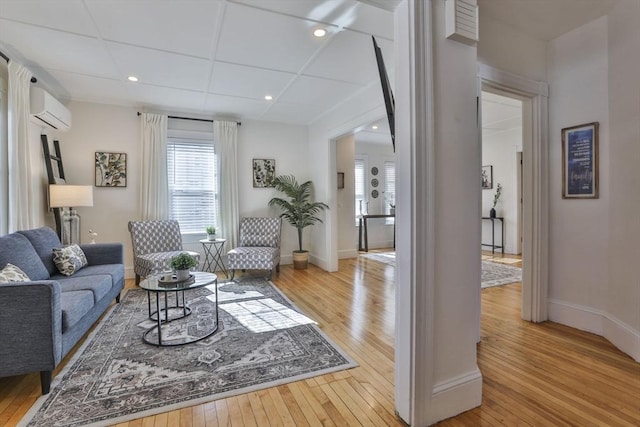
xmin=175 ymin=269 xmax=191 ymax=281
xmin=293 ymin=251 xmax=309 ymax=270
xmin=207 ymin=234 xmax=216 ymax=241
xmin=489 ymin=208 xmax=496 ymax=218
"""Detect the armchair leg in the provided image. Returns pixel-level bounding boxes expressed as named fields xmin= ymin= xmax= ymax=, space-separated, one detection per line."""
xmin=135 ymin=274 xmax=140 ymax=286
xmin=115 ymin=292 xmax=121 ymax=303
xmin=276 ymin=263 xmax=280 ymax=273
xmin=230 ymin=270 xmax=235 ymax=280
xmin=40 ymin=370 xmax=52 ymax=394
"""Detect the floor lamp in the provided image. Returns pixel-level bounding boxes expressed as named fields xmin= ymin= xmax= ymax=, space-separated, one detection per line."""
xmin=49 ymin=184 xmax=94 ymax=245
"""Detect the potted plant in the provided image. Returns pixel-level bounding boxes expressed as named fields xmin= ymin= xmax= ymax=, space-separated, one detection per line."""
xmin=490 ymin=183 xmax=502 ymax=218
xmin=205 ymin=226 xmax=216 ymax=241
xmin=269 ymin=174 xmax=329 ymax=269
xmin=170 ymin=253 xmax=198 ymax=281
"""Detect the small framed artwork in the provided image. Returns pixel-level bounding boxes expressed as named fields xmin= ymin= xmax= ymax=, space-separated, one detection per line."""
xmin=95 ymin=152 xmax=127 ymax=187
xmin=253 ymin=158 xmax=276 ymax=188
xmin=337 ymin=172 xmax=345 ymax=189
xmin=481 ymin=165 xmax=493 ymax=189
xmin=562 ymin=122 xmax=599 ymax=198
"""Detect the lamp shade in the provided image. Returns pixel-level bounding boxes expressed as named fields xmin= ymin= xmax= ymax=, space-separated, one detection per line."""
xmin=49 ymin=185 xmax=94 ymax=208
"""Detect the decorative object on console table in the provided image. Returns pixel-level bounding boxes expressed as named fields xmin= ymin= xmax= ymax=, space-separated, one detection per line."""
xmin=253 ymin=158 xmax=276 ymax=188
xmin=482 ymin=165 xmax=493 ymax=189
xmin=95 ymin=152 xmax=127 ymax=187
xmin=490 ymin=183 xmax=502 ymax=218
xmin=48 ymin=184 xmax=94 ymax=245
xmin=206 ymin=225 xmax=216 ymax=241
xmin=562 ymin=122 xmax=599 ymax=199
xmin=269 ymin=174 xmax=329 ymax=269
xmin=169 ymin=252 xmax=198 ymax=281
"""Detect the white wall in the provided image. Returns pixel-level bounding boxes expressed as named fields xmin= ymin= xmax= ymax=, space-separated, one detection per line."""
xmin=547 ymin=16 xmax=609 ymax=320
xmin=547 ymin=3 xmax=640 ymax=361
xmin=336 ymin=134 xmax=356 ymax=259
xmin=477 ymin=13 xmax=547 ymax=82
xmin=49 ymin=101 xmax=141 ymax=275
xmin=355 ymin=141 xmax=395 ymax=250
xmin=236 ymin=119 xmax=309 ymax=264
xmin=605 ymin=0 xmax=640 ymax=359
xmin=481 ymin=127 xmax=522 ymax=254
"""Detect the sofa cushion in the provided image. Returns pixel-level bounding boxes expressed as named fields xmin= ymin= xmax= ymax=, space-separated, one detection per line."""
xmin=0 ymin=263 xmax=30 ymax=283
xmin=53 ymin=245 xmax=88 ymax=276
xmin=0 ymin=233 xmax=50 ymax=281
xmin=17 ymin=227 xmax=62 ymax=277
xmin=64 ymin=264 xmax=124 ymax=289
xmin=60 ymin=290 xmax=94 ymax=333
xmin=53 ymin=274 xmax=112 ymax=303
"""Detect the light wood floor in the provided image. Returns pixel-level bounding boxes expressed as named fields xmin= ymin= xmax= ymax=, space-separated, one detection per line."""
xmin=1 ymin=253 xmax=638 ymax=426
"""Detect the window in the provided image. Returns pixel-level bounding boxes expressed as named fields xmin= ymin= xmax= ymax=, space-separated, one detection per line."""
xmin=384 ymin=161 xmax=396 ymax=215
xmin=355 ymin=158 xmax=366 ymax=220
xmin=167 ymin=138 xmax=218 ymax=233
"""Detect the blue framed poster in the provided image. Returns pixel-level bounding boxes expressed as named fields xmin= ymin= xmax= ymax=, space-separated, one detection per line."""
xmin=562 ymin=122 xmax=599 ymax=198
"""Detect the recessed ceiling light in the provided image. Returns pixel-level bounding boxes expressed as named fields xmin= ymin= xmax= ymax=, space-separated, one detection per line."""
xmin=313 ymin=28 xmax=327 ymax=38
xmin=127 ymin=76 xmax=138 ymax=82
xmin=264 ymin=95 xmax=273 ymax=101
xmin=372 ymin=125 xmax=378 ymax=130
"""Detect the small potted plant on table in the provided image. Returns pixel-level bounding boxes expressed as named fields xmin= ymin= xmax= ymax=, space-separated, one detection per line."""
xmin=490 ymin=183 xmax=503 ymax=218
xmin=170 ymin=253 xmax=198 ymax=281
xmin=206 ymin=226 xmax=216 ymax=241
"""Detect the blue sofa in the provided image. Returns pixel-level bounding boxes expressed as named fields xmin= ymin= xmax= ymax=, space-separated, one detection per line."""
xmin=0 ymin=227 xmax=124 ymax=394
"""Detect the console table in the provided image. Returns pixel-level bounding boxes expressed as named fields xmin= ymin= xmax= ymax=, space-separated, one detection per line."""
xmin=358 ymin=214 xmax=395 ymax=252
xmin=482 ymin=217 xmax=504 ymax=254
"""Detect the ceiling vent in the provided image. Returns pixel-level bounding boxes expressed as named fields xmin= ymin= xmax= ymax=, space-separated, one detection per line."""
xmin=30 ymin=87 xmax=71 ymax=131
xmin=445 ymin=0 xmax=479 ymax=46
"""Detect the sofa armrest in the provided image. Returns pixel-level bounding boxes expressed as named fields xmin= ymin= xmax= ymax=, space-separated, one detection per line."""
xmin=81 ymin=243 xmax=124 ymax=265
xmin=0 ymin=281 xmax=63 ymax=377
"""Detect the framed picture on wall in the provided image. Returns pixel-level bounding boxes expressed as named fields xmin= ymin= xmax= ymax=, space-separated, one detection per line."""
xmin=95 ymin=152 xmax=127 ymax=187
xmin=481 ymin=165 xmax=493 ymax=189
xmin=253 ymin=158 xmax=276 ymax=188
xmin=562 ymin=122 xmax=599 ymax=198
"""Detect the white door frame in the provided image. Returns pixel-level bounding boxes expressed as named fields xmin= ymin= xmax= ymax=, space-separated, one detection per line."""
xmin=477 ymin=64 xmax=549 ymax=322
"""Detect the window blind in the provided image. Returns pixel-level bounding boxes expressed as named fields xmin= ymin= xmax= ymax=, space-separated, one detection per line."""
xmin=355 ymin=158 xmax=366 ymax=218
xmin=167 ymin=139 xmax=218 ymax=233
xmin=384 ymin=161 xmax=396 ymax=214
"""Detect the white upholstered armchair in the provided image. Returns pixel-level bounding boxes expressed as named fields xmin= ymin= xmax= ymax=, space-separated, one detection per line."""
xmin=128 ymin=220 xmax=200 ymax=285
xmin=227 ymin=217 xmax=282 ymax=280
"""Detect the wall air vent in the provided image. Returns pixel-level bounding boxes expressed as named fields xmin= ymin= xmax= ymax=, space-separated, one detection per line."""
xmin=445 ymin=0 xmax=479 ymax=46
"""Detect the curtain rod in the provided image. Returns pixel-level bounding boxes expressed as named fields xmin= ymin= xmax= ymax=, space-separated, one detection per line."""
xmin=0 ymin=50 xmax=38 ymax=83
xmin=137 ymin=112 xmax=241 ymax=126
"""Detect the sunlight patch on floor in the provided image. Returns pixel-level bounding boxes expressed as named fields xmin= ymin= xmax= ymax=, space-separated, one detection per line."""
xmin=219 ymin=298 xmax=317 ymax=333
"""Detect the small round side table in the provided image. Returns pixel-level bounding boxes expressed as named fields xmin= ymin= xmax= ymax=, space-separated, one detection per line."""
xmin=199 ymin=238 xmax=228 ymax=277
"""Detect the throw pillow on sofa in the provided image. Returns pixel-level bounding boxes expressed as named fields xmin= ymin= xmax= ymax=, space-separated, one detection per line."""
xmin=52 ymin=244 xmax=88 ymax=276
xmin=0 ymin=263 xmax=30 ymax=283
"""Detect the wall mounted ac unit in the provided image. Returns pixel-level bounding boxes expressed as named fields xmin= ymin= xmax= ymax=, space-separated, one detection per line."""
xmin=30 ymin=87 xmax=71 ymax=131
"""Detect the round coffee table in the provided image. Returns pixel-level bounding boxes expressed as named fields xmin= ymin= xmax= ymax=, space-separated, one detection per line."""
xmin=139 ymin=271 xmax=218 ymax=347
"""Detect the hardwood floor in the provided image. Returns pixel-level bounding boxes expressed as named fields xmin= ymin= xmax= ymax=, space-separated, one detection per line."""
xmin=1 ymin=254 xmax=638 ymax=426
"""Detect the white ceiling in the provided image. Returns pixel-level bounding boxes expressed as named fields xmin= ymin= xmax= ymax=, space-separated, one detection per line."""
xmin=481 ymin=91 xmax=521 ymax=137
xmin=0 ymin=0 xmax=614 ymax=127
xmin=0 ymin=0 xmax=394 ymax=125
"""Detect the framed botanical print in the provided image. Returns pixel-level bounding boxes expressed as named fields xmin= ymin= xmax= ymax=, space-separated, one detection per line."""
xmin=253 ymin=158 xmax=276 ymax=188
xmin=95 ymin=152 xmax=127 ymax=187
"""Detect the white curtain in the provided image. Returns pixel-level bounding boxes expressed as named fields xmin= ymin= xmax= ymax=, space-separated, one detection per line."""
xmin=140 ymin=113 xmax=169 ymax=220
xmin=214 ymin=121 xmax=239 ymax=249
xmin=7 ymin=61 xmax=36 ymax=232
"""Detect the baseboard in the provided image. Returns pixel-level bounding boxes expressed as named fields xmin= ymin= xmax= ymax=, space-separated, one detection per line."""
xmin=309 ymin=253 xmax=328 ymax=271
xmin=430 ymin=368 xmax=482 ymax=424
xmin=338 ymin=249 xmax=358 ymax=259
xmin=549 ymin=299 xmax=640 ymax=362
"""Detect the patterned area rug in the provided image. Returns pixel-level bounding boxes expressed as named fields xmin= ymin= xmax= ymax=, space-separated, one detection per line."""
xmin=20 ymin=278 xmax=357 ymax=427
xmin=360 ymin=252 xmax=522 ymax=288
